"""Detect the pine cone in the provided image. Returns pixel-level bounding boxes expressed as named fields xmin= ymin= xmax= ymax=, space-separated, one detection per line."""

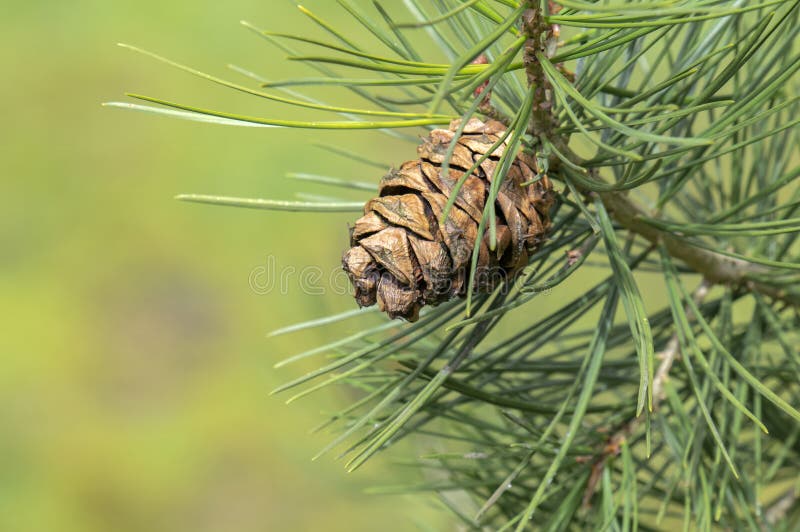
xmin=343 ymin=118 xmax=555 ymax=321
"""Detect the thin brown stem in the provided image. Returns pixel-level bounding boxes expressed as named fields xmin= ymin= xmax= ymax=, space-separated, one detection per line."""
xmin=513 ymin=0 xmax=799 ymax=307
xmin=598 ymin=190 xmax=800 ymax=306
xmin=514 ymin=1 xmax=797 ymax=308
xmin=764 ymin=486 xmax=799 ymax=527
xmin=522 ymin=3 xmax=560 ymax=149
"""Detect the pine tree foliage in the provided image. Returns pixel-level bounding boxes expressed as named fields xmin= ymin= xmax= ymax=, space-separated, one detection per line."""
xmin=110 ymin=0 xmax=800 ymax=529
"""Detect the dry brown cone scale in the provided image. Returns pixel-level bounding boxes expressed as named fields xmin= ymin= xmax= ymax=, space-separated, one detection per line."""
xmin=343 ymin=118 xmax=555 ymax=322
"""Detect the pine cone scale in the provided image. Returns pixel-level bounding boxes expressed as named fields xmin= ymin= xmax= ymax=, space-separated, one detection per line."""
xmin=378 ymin=164 xmax=430 ymax=196
xmin=351 ymin=211 xmax=388 ymax=241
xmin=419 ymin=161 xmax=487 ymax=223
xmin=367 ymin=194 xmax=436 ymax=241
xmin=359 ymin=227 xmax=416 ymax=286
xmin=342 ymin=246 xmax=379 ymax=308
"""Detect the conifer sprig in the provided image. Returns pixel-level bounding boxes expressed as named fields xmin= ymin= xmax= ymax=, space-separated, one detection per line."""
xmin=111 ymin=0 xmax=800 ymax=528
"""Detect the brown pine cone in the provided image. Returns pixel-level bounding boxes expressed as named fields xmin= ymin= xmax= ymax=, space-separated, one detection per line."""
xmin=342 ymin=118 xmax=555 ymax=321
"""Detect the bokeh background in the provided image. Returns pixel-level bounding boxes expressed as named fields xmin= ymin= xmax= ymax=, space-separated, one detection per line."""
xmin=1 ymin=1 xmax=452 ymax=530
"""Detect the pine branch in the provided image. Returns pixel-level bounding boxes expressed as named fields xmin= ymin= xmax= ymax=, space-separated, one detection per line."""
xmin=599 ymin=190 xmax=800 ymax=307
xmin=516 ymin=1 xmax=800 ymax=309
xmin=117 ymin=1 xmax=800 ymax=528
xmin=521 ymin=3 xmax=561 ymax=146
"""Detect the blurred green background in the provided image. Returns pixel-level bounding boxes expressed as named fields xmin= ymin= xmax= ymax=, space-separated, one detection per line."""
xmin=0 ymin=1 xmax=451 ymax=530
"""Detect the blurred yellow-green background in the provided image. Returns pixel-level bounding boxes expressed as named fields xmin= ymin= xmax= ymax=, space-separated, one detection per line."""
xmin=1 ymin=2 xmax=451 ymax=530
